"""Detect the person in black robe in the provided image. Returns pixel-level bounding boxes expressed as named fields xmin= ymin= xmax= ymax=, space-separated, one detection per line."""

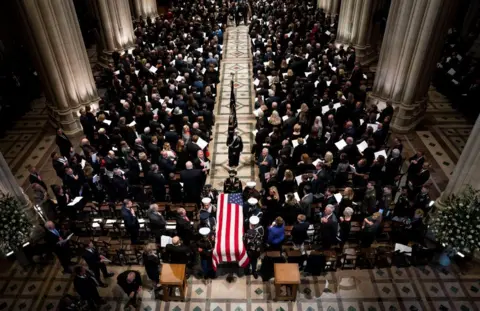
xmin=227 ymin=131 xmax=243 ymax=168
xmin=56 ymin=128 xmax=73 ymax=158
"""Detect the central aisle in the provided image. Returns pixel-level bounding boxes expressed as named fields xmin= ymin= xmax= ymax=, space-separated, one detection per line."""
xmin=208 ymin=24 xmax=257 ymax=189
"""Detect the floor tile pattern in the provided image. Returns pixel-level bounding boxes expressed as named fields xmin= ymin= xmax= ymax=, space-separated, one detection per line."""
xmin=209 ymin=24 xmax=257 ymax=190
xmin=1 ymin=258 xmax=480 ymax=311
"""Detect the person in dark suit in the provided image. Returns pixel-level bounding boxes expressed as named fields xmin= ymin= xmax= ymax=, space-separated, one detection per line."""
xmin=143 ymin=244 xmax=161 ymax=287
xmin=168 ymin=173 xmax=184 ymax=203
xmin=379 ymin=100 xmax=394 ymax=122
xmin=147 ymin=204 xmax=166 ymax=243
xmin=180 ymin=161 xmax=205 ymax=203
xmin=291 ymin=214 xmax=310 ymax=251
xmin=64 ymin=167 xmax=82 ymax=197
xmin=175 ymin=208 xmax=194 ymax=245
xmin=341 ymin=137 xmax=361 ymax=164
xmin=82 ymin=241 xmax=114 ymax=286
xmin=73 ymin=266 xmax=106 ymax=308
xmin=112 ymin=168 xmax=129 ymax=201
xmin=407 ymin=151 xmax=425 ymax=185
xmin=320 ymin=205 xmax=338 ymax=249
xmin=165 ymin=236 xmax=191 ymax=264
xmin=117 ymin=270 xmax=142 ymax=309
xmin=121 ymin=199 xmax=140 ymax=244
xmin=56 ymin=128 xmax=73 ymax=158
xmin=44 ymin=221 xmax=72 ymax=273
xmin=51 ymin=152 xmax=68 ymax=180
xmin=28 ymin=166 xmax=47 ymax=191
xmin=146 ymin=164 xmax=167 ymax=202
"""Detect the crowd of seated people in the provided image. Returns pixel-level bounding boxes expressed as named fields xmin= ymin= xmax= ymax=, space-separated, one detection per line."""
xmin=30 ymin=1 xmax=441 ymax=309
xmin=434 ymin=24 xmax=480 ymax=119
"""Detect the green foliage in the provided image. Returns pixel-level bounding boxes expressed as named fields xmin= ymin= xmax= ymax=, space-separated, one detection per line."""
xmin=431 ymin=186 xmax=480 ymax=254
xmin=0 ymin=194 xmax=33 ymax=255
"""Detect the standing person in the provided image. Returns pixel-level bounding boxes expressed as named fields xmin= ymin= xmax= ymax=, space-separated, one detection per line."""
xmin=339 ymin=207 xmax=354 ymax=246
xmin=223 ymin=169 xmax=242 ymax=193
xmin=360 ymin=212 xmax=382 ymax=247
xmin=267 ymin=217 xmax=285 ymax=251
xmin=291 ymin=214 xmax=310 ymax=253
xmin=197 ymin=227 xmax=214 ymax=280
xmin=44 ymin=221 xmax=72 ymax=273
xmin=83 ymin=241 xmax=114 ymax=287
xmin=56 ymin=128 xmax=73 ymax=158
xmin=320 ymin=205 xmax=338 ymax=250
xmin=73 ymin=266 xmax=106 ymax=309
xmin=28 ymin=165 xmax=47 ymax=191
xmin=147 ymin=204 xmax=166 ymax=243
xmin=117 ymin=270 xmax=143 ymax=309
xmin=122 ymin=199 xmax=140 ymax=244
xmin=244 ymin=216 xmax=264 ymax=279
xmin=227 ymin=130 xmax=243 ymax=168
xmin=143 ymin=244 xmax=161 ymax=288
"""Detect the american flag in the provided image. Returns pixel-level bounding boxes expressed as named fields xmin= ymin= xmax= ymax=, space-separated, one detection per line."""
xmin=212 ymin=193 xmax=249 ymax=270
xmin=230 ymin=80 xmax=237 ymax=123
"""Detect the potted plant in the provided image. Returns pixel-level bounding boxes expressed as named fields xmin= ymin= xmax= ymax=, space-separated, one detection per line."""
xmin=0 ymin=193 xmax=34 ymax=265
xmin=430 ymin=186 xmax=480 ymax=266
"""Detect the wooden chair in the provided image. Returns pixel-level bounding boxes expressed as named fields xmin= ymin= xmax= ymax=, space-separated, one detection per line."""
xmin=160 ymin=264 xmax=187 ymax=301
xmin=377 ymin=221 xmax=392 ymax=242
xmin=184 ymin=203 xmax=197 ymax=220
xmin=323 ymin=250 xmax=338 ymax=271
xmin=374 ymin=245 xmax=393 ymax=268
xmin=356 ymin=247 xmax=376 ymax=269
xmin=274 ymin=263 xmax=300 ymax=301
xmin=340 ymin=248 xmax=358 ymax=269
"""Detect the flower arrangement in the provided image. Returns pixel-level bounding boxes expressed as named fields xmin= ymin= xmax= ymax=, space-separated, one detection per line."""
xmin=0 ymin=193 xmax=33 ymax=256
xmin=431 ymin=186 xmax=480 ymax=255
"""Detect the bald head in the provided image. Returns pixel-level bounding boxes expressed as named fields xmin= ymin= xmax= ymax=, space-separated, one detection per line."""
xmin=172 ymin=236 xmax=180 ymax=245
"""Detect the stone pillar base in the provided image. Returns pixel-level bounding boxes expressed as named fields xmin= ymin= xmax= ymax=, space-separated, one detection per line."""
xmin=46 ymin=99 xmax=99 ymax=135
xmin=354 ymin=44 xmax=378 ymax=66
xmin=367 ymin=93 xmax=427 ymax=133
xmin=99 ymin=47 xmax=136 ymax=67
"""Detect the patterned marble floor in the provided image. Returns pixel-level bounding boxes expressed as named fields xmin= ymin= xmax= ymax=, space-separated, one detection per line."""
xmin=3 ymin=255 xmax=480 ymax=311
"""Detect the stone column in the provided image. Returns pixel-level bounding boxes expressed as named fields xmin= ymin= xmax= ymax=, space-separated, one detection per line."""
xmin=437 ymin=115 xmax=480 ymax=207
xmin=318 ymin=0 xmax=340 ymax=21
xmin=18 ymin=0 xmax=100 ymax=135
xmin=134 ymin=0 xmax=158 ymax=19
xmin=336 ymin=0 xmax=380 ymax=64
xmin=367 ymin=0 xmax=457 ymax=133
xmin=96 ymin=0 xmax=136 ymax=65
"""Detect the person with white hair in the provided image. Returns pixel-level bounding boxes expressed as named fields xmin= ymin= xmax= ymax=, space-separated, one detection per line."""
xmin=180 ymin=161 xmax=205 ymax=204
xmin=112 ymin=168 xmax=128 ymax=201
xmin=147 ymin=204 xmax=166 ymax=242
xmin=320 ymin=204 xmax=338 ymax=249
xmin=339 ymin=207 xmax=354 ymax=245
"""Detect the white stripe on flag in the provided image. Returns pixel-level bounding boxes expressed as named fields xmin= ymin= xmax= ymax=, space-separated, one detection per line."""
xmin=221 ymin=193 xmax=228 ymax=262
xmin=229 ymin=202 xmax=236 ymax=261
